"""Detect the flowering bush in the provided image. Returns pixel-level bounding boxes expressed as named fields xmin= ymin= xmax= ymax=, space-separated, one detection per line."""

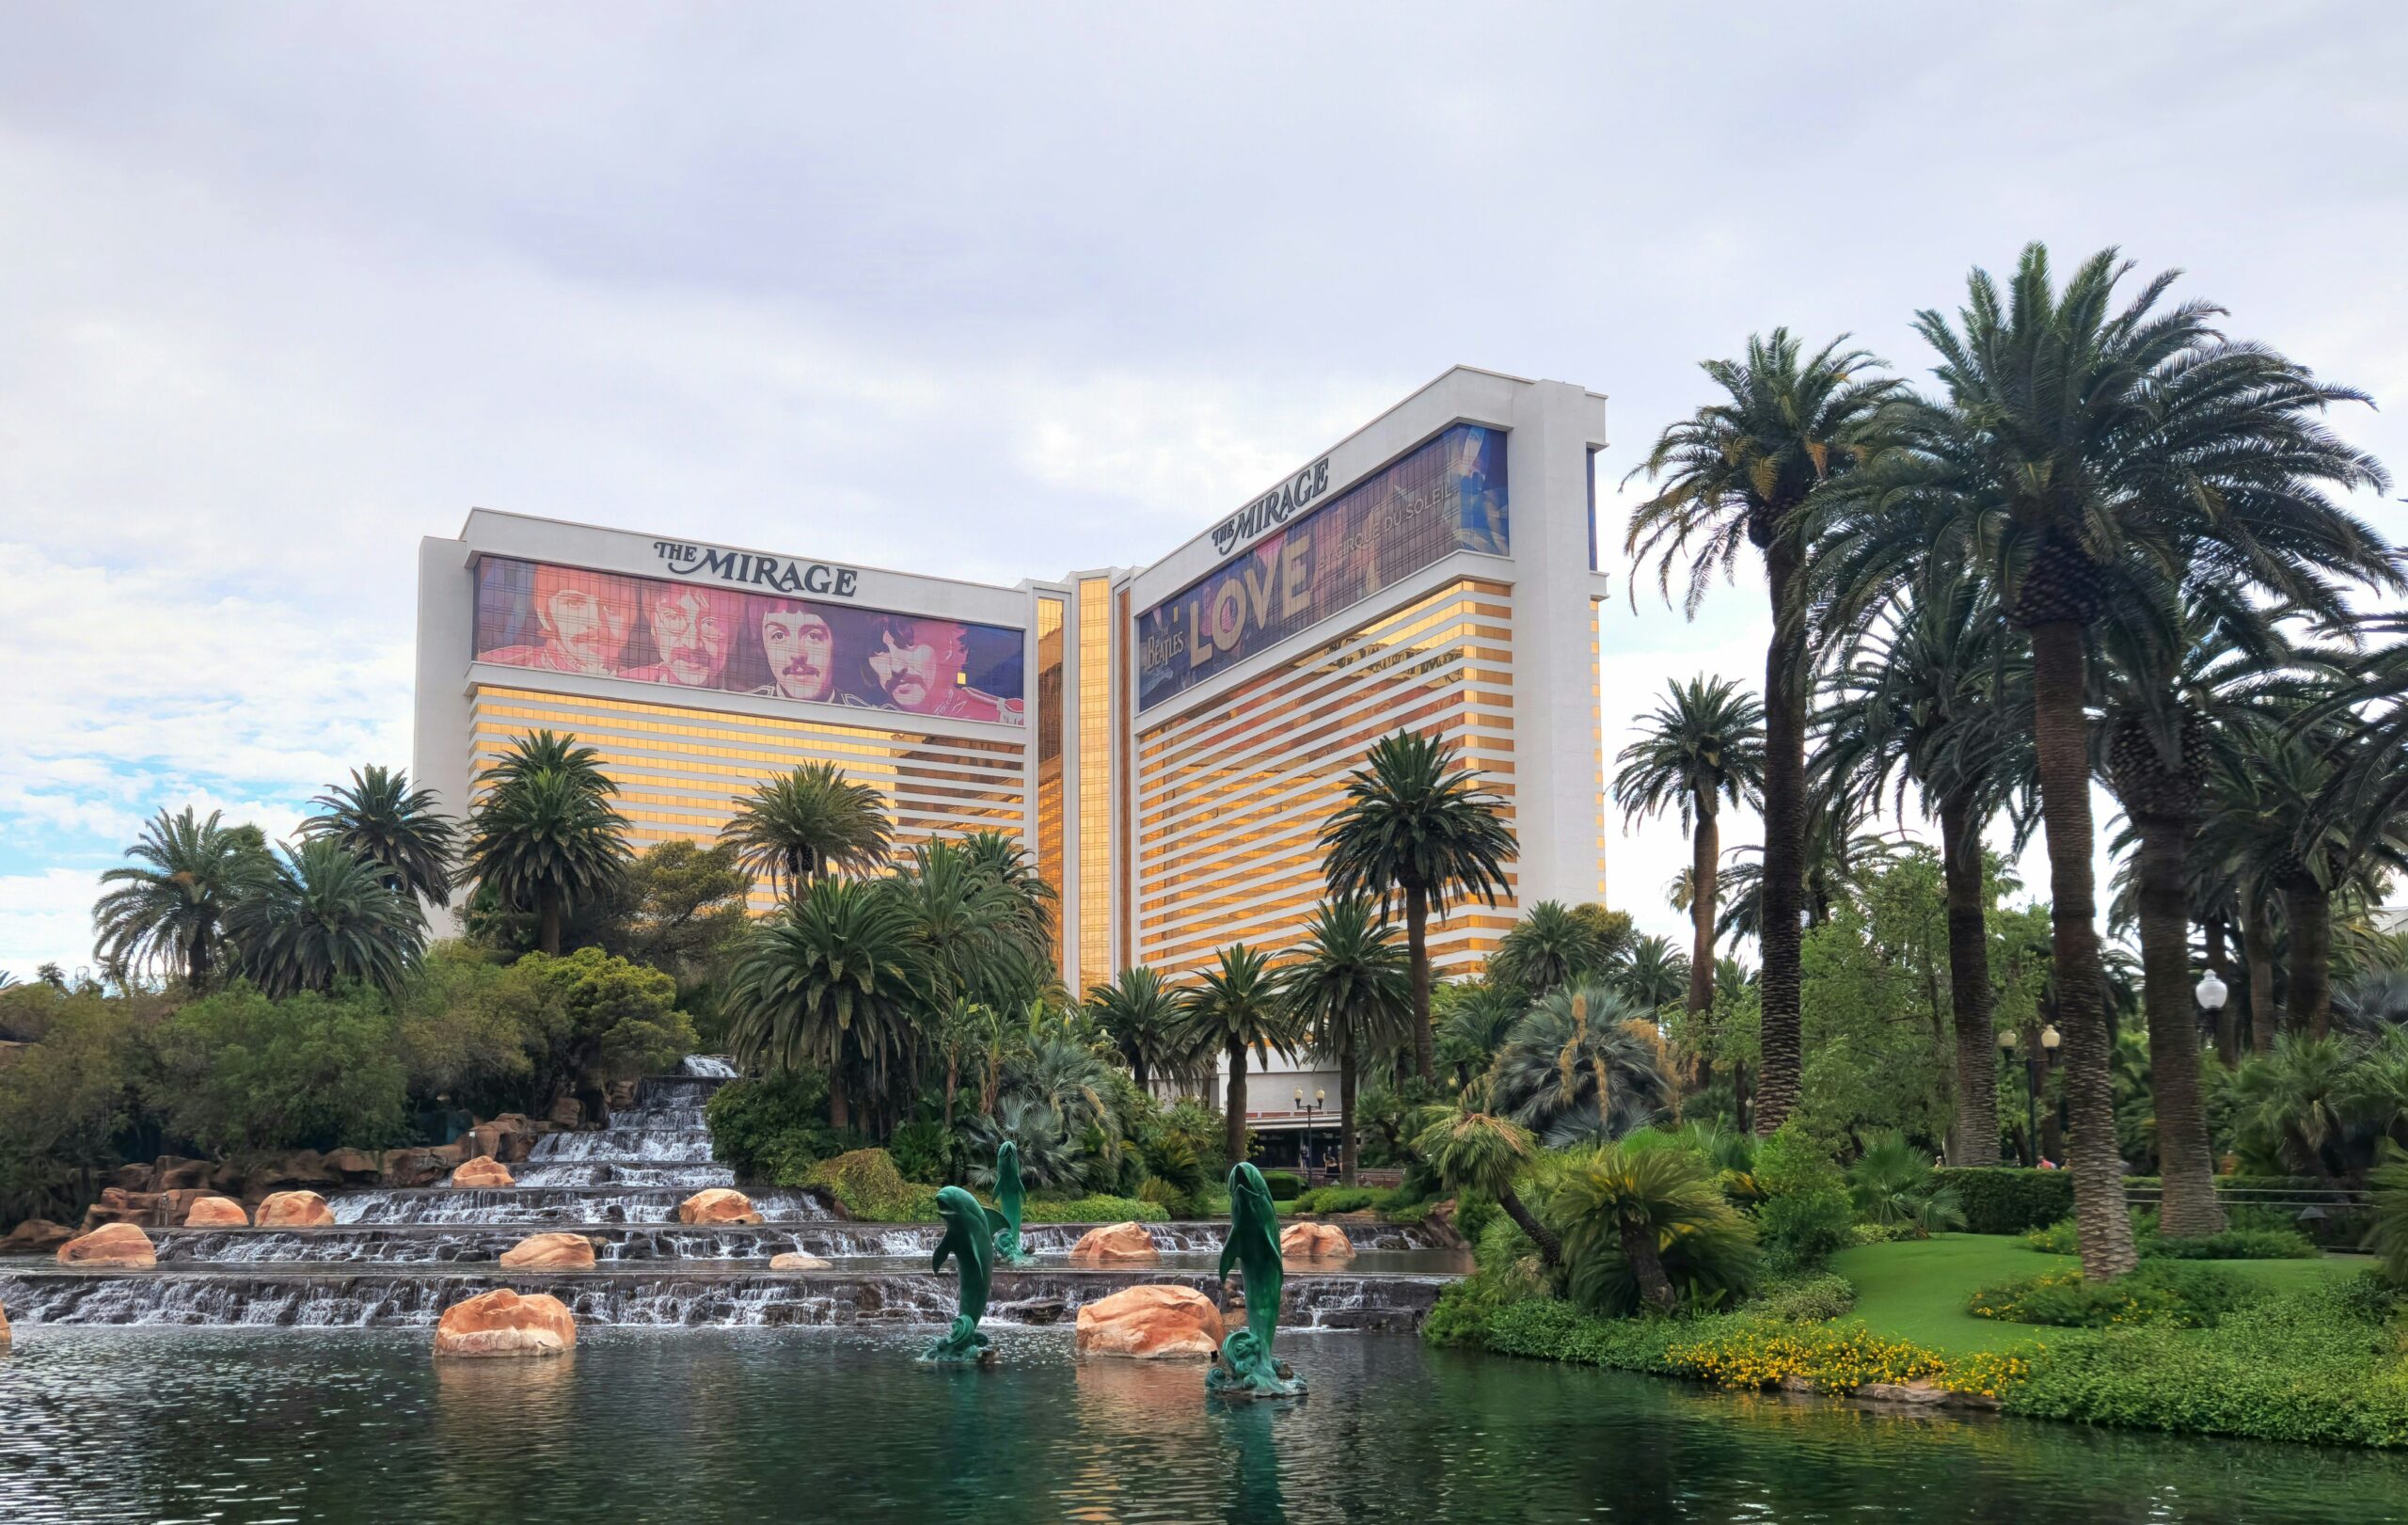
xmin=1663 ymin=1320 xmax=2034 ymax=1398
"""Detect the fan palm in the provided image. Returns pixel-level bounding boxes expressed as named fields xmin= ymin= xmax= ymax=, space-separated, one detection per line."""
xmin=1321 ymin=729 xmax=1515 ymax=1081
xmin=721 ymin=760 xmax=892 ymax=899
xmin=93 ymin=807 xmax=266 ymax=988
xmin=1613 ymin=676 xmax=1766 ymax=1019
xmin=300 ymin=765 xmax=458 ymax=907
xmin=1283 ymin=898 xmax=1413 ymax=1184
xmin=1178 ymin=944 xmax=1302 ymax=1168
xmin=1485 ymin=982 xmax=1673 ymax=1147
xmin=225 ymin=837 xmax=426 ymax=996
xmin=1412 ymin=1101 xmax=1560 ymax=1269
xmin=457 ymin=749 xmax=631 ymax=956
xmin=1625 ymin=330 xmax=1911 ymax=1134
xmin=1087 ymin=966 xmax=1202 ymax=1096
xmin=1489 ymin=900 xmax=1616 ymax=1001
xmin=723 ymin=877 xmax=927 ymax=1128
xmin=1893 ymin=244 xmax=2395 ymax=1279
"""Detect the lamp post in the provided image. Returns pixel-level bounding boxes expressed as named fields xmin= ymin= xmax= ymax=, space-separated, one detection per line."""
xmin=1294 ymin=1088 xmax=1327 ymax=1180
xmin=2196 ymin=970 xmax=2229 ymax=1064
xmin=1999 ymin=1026 xmax=2061 ymax=1165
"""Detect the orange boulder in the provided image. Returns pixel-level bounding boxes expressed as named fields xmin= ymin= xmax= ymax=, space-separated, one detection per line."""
xmin=498 ymin=1232 xmax=597 ymax=1270
xmin=768 ymin=1252 xmax=831 ymax=1270
xmin=1067 ymin=1221 xmax=1160 ymax=1264
xmin=55 ymin=1223 xmax=156 ymax=1269
xmin=434 ymin=1288 xmax=577 ymax=1358
xmin=1280 ymin=1222 xmax=1354 ymax=1263
xmin=1074 ymin=1284 xmax=1225 ymax=1358
xmin=182 ymin=1196 xmax=249 ymax=1228
xmin=676 ymin=1188 xmax=763 ymax=1226
xmin=256 ymin=1190 xmax=337 ymax=1228
xmin=451 ymin=1158 xmax=516 ymax=1189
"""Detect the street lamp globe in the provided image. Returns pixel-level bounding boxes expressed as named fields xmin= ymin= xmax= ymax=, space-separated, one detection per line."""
xmin=2196 ymin=971 xmax=2228 ymax=1011
xmin=1998 ymin=1028 xmax=2019 ymax=1052
xmin=2040 ymin=1025 xmax=2062 ymax=1052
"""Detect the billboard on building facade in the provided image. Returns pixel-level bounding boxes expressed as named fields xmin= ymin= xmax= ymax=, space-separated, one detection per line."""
xmin=1134 ymin=423 xmax=1508 ymax=710
xmin=474 ymin=557 xmax=1026 ymax=725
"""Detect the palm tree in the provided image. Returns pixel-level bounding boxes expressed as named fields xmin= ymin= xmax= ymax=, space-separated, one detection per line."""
xmin=891 ymin=836 xmax=1049 ymax=1012
xmin=1613 ymin=676 xmax=1766 ymax=1021
xmin=1626 ymin=330 xmax=1910 ymax=1134
xmin=1485 ymin=982 xmax=1674 ymax=1147
xmin=1178 ymin=944 xmax=1301 ymax=1168
xmin=1086 ymin=966 xmax=1200 ymax=1097
xmin=1488 ymin=900 xmax=1616 ymax=1000
xmin=1321 ymin=729 xmax=1516 ymax=1080
xmin=93 ymin=807 xmax=265 ymax=988
xmin=724 ymin=877 xmax=927 ymax=1128
xmin=1901 ymin=243 xmax=2396 ymax=1279
xmin=225 ymin=837 xmax=426 ymax=996
xmin=1548 ymin=1137 xmax=1742 ymax=1312
xmin=1612 ymin=935 xmax=1690 ymax=1010
xmin=456 ymin=732 xmax=631 ymax=956
xmin=1412 ymin=1101 xmax=1560 ymax=1269
xmin=1283 ymin=898 xmax=1412 ymax=1184
xmin=1816 ymin=570 xmax=2032 ymax=1165
xmin=300 ymin=765 xmax=458 ymax=906
xmin=954 ymin=829 xmax=1060 ymax=955
xmin=720 ymin=760 xmax=892 ymax=899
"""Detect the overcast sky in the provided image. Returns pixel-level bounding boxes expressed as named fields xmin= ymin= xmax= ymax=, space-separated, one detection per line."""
xmin=1 ymin=4 xmax=2402 ymax=979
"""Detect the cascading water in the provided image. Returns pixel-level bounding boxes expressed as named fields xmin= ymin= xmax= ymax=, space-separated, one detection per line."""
xmin=0 ymin=1054 xmax=1466 ymax=1329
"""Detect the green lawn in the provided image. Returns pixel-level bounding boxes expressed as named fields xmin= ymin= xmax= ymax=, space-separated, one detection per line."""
xmin=1827 ymin=1234 xmax=2362 ymax=1354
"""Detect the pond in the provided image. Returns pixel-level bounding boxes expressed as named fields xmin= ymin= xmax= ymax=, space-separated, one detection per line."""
xmin=3 ymin=1326 xmax=2402 ymax=1523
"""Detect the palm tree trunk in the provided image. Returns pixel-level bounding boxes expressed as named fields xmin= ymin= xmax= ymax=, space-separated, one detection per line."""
xmin=188 ymin=926 xmax=211 ymax=990
xmin=2135 ymin=814 xmax=2224 ymax=1237
xmin=1497 ymin=1184 xmax=1560 ymax=1269
xmin=1618 ymin=1215 xmax=1673 ymax=1311
xmin=1132 ymin=1053 xmax=1150 ymax=1096
xmin=538 ymin=887 xmax=563 ymax=957
xmin=2027 ymin=618 xmax=2139 ymax=1280
xmin=1225 ymin=1037 xmax=1249 ymax=1169
xmin=1405 ymin=882 xmax=1434 ymax=1081
xmin=1687 ymin=805 xmax=1719 ymax=1018
xmin=1339 ymin=1032 xmax=1358 ymax=1187
xmin=1940 ymin=793 xmax=2000 ymax=1166
xmin=1754 ymin=540 xmax=1806 ymax=1135
xmin=829 ymin=1076 xmax=850 ymax=1130
xmin=2283 ymin=880 xmax=2333 ymax=1039
xmin=2242 ymin=889 xmax=2277 ymax=1055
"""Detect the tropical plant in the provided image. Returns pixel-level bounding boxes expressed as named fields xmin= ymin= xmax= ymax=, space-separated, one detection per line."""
xmin=92 ymin=807 xmax=266 ymax=989
xmin=223 ymin=838 xmax=426 ymax=996
xmin=1845 ymin=1130 xmax=1967 ymax=1236
xmin=1283 ymin=898 xmax=1412 ymax=1184
xmin=1086 ymin=966 xmax=1200 ymax=1096
xmin=456 ymin=731 xmax=631 ymax=956
xmin=1486 ymin=983 xmax=1673 ymax=1147
xmin=1613 ymin=675 xmax=1766 ymax=1019
xmin=1547 ymin=1136 xmax=1761 ymax=1314
xmin=1433 ymin=978 xmax=1527 ymax=1088
xmin=1179 ymin=944 xmax=1300 ymax=1168
xmin=1413 ymin=1101 xmax=1560 ymax=1268
xmin=1490 ymin=900 xmax=1618 ymax=1000
xmin=723 ymin=877 xmax=927 ymax=1129
xmin=1322 ymin=729 xmax=1516 ymax=1080
xmin=720 ymin=760 xmax=892 ymax=899
xmin=300 ymin=765 xmax=459 ymax=906
xmin=2368 ymin=1140 xmax=2408 ymax=1288
xmin=1612 ymin=935 xmax=1690 ymax=1010
xmin=888 ymin=836 xmax=1045 ymax=1011
xmin=960 ymin=1095 xmax=1081 ymax=1190
xmin=1626 ymin=330 xmax=1910 ymax=1136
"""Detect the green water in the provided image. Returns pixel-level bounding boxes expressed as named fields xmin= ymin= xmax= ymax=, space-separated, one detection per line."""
xmin=3 ymin=1327 xmax=2402 ymax=1523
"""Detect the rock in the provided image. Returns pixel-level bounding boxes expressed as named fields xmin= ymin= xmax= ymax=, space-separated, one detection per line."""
xmin=0 ymin=1303 xmax=9 ymax=1347
xmin=768 ymin=1252 xmax=831 ymax=1271
xmin=181 ymin=1195 xmax=249 ymax=1228
xmin=155 ymin=1157 xmax=216 ymax=1193
xmin=434 ymin=1288 xmax=577 ymax=1358
xmin=1074 ymin=1285 xmax=1226 ymax=1358
xmin=0 ymin=1219 xmax=73 ymax=1257
xmin=1010 ymin=1297 xmax=1069 ymax=1326
xmin=1856 ymin=1380 xmax=1950 ymax=1406
xmin=499 ymin=1232 xmax=597 ymax=1270
xmin=546 ymin=1096 xmax=585 ymax=1129
xmin=1069 ymin=1222 xmax=1161 ymax=1263
xmin=451 ymin=1157 xmax=516 ymax=1189
xmin=112 ymin=1162 xmax=155 ymax=1193
xmin=1280 ymin=1222 xmax=1354 ymax=1263
xmin=677 ymin=1188 xmax=763 ymax=1226
xmin=380 ymin=1148 xmax=452 ymax=1188
xmin=489 ymin=1115 xmax=540 ymax=1163
xmin=56 ymin=1223 xmax=156 ymax=1269
xmin=256 ymin=1190 xmax=337 ymax=1229
xmin=325 ymin=1148 xmax=382 ymax=1181
xmin=82 ymin=1187 xmax=160 ymax=1231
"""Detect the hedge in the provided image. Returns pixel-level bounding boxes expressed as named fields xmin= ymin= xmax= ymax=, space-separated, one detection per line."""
xmin=1934 ymin=1168 xmax=2075 ymax=1234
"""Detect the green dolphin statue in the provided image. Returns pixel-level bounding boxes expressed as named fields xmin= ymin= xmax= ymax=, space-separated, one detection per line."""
xmin=922 ymin=1184 xmax=1002 ymax=1364
xmin=1207 ymin=1162 xmax=1306 ymax=1399
xmin=990 ymin=1140 xmax=1031 ymax=1263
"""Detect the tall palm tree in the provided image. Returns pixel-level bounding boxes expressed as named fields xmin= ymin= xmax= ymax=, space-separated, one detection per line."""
xmin=1613 ymin=935 xmax=1690 ymax=1010
xmin=1815 ymin=570 xmax=2032 ymax=1165
xmin=1902 ymin=243 xmax=2396 ymax=1279
xmin=1412 ymin=1101 xmax=1560 ymax=1268
xmin=300 ymin=765 xmax=458 ymax=907
xmin=1488 ymin=900 xmax=1615 ymax=999
xmin=1626 ymin=330 xmax=1909 ymax=1134
xmin=1321 ymin=730 xmax=1515 ymax=1081
xmin=1485 ymin=982 xmax=1673 ymax=1147
xmin=721 ymin=760 xmax=893 ymax=899
xmin=954 ymin=828 xmax=1060 ymax=956
xmin=1085 ymin=966 xmax=1200 ymax=1097
xmin=457 ymin=732 xmax=631 ymax=955
xmin=1178 ymin=944 xmax=1301 ymax=1168
xmin=1283 ymin=898 xmax=1412 ymax=1184
xmin=724 ymin=877 xmax=927 ymax=1128
xmin=93 ymin=807 xmax=265 ymax=988
xmin=891 ymin=836 xmax=1048 ymax=1012
xmin=225 ymin=837 xmax=427 ymax=996
xmin=1613 ymin=676 xmax=1766 ymax=1021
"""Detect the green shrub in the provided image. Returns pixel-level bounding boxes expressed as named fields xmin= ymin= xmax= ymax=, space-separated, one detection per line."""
xmin=147 ymin=984 xmax=408 ymax=1156
xmin=1969 ymin=1260 xmax=2255 ymax=1328
xmin=805 ymin=1149 xmax=936 ymax=1221
xmin=1748 ymin=1272 xmax=1857 ymax=1323
xmin=1292 ymin=1185 xmax=1395 ymax=1215
xmin=884 ymin=1120 xmax=951 ymax=1184
xmin=2023 ymin=1212 xmax=2314 ymax=1261
xmin=705 ymin=1072 xmax=851 ymax=1185
xmin=1133 ymin=1176 xmax=1188 ymax=1216
xmin=2368 ymin=1142 xmax=2408 ymax=1287
xmin=1259 ymin=1168 xmax=1303 ymax=1201
xmin=1019 ymin=1193 xmax=1157 ymax=1223
xmin=1750 ymin=1125 xmax=1854 ymax=1273
xmin=2023 ymin=1217 xmax=2080 ymax=1254
xmin=1935 ymin=1167 xmax=2075 ymax=1234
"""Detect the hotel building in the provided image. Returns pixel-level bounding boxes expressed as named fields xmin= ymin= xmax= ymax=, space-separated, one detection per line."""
xmin=415 ymin=366 xmax=1612 ymax=1151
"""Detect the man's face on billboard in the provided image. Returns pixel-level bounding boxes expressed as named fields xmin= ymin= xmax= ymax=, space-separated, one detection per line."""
xmin=537 ymin=577 xmax=630 ymax=674
xmin=761 ymin=605 xmax=835 ymax=702
xmin=649 ymin=589 xmax=731 ymax=686
xmin=869 ymin=623 xmax=967 ymax=712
